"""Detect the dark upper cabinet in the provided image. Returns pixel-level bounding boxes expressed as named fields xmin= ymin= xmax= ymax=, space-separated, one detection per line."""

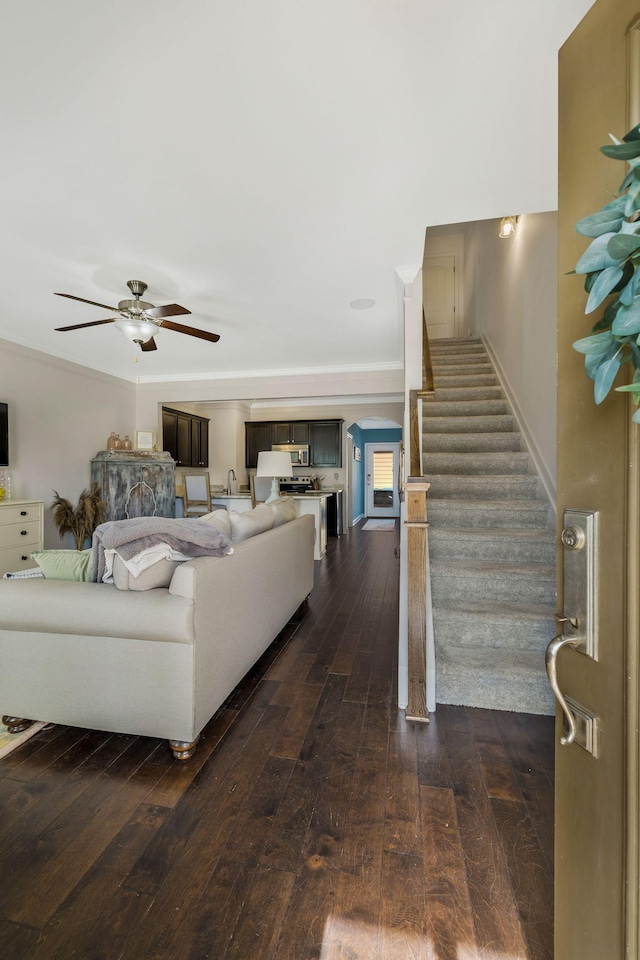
xmin=309 ymin=420 xmax=342 ymax=466
xmin=245 ymin=422 xmax=273 ymax=468
xmin=191 ymin=417 xmax=209 ymax=468
xmin=271 ymin=422 xmax=309 ymax=445
xmin=162 ymin=407 xmax=209 ymax=467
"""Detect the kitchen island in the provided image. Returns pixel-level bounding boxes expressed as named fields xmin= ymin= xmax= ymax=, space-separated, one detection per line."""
xmin=175 ymin=491 xmax=330 ymax=559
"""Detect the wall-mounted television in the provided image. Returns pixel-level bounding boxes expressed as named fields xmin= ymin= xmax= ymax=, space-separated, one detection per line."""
xmin=0 ymin=403 xmax=8 ymax=466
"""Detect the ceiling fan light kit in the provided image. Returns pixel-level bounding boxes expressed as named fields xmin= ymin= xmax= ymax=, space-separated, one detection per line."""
xmin=54 ymin=279 xmax=220 ymax=351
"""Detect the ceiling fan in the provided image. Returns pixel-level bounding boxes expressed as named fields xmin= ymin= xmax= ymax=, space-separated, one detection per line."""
xmin=54 ymin=280 xmax=220 ymax=352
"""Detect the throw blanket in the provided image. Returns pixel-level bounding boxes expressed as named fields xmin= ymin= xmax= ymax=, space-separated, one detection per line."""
xmin=91 ymin=517 xmax=233 ymax=583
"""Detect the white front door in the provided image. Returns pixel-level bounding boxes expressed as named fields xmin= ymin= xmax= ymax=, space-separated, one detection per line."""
xmin=424 ymin=254 xmax=456 ymax=339
xmin=365 ymin=442 xmax=400 ymax=518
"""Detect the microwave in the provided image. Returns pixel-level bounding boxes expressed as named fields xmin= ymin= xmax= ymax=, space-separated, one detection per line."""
xmin=272 ymin=443 xmax=310 ymax=466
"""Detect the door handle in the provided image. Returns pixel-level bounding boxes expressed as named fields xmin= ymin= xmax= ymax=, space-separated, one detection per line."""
xmin=546 ymin=616 xmax=580 ymax=746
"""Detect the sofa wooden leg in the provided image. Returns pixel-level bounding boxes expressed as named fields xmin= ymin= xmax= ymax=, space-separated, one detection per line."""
xmin=2 ymin=716 xmax=34 ymax=734
xmin=169 ymin=735 xmax=200 ymax=761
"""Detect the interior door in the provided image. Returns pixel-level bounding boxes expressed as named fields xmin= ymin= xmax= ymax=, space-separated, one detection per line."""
xmin=423 ymin=254 xmax=456 ymax=340
xmin=365 ymin=442 xmax=400 ymax=518
xmin=555 ymin=3 xmax=640 ymax=956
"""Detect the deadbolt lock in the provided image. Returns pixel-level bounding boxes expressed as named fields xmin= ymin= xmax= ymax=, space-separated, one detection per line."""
xmin=561 ymin=525 xmax=586 ymax=550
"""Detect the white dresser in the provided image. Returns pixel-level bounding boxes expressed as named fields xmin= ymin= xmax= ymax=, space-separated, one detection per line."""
xmin=0 ymin=500 xmax=44 ymax=576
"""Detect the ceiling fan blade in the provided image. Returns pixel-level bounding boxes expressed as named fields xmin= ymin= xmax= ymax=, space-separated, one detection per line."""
xmin=55 ymin=318 xmax=117 ymax=332
xmin=143 ymin=303 xmax=192 ymax=319
xmin=55 ymin=292 xmax=120 ymax=312
xmin=140 ymin=337 xmax=158 ymax=352
xmin=159 ymin=319 xmax=220 ymax=343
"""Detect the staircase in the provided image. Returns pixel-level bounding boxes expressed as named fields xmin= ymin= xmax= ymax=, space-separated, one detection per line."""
xmin=424 ymin=337 xmax=555 ymax=715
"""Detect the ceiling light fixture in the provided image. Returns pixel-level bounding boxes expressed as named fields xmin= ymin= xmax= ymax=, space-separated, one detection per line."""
xmin=499 ymin=215 xmax=519 ymax=239
xmin=114 ymin=317 xmax=159 ymax=344
xmin=349 ymin=298 xmax=376 ymax=310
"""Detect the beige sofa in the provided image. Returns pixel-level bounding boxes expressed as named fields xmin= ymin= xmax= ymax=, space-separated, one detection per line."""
xmin=0 ymin=514 xmax=315 ymax=759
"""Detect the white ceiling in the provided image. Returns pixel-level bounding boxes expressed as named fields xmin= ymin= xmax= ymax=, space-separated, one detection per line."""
xmin=1 ymin=0 xmax=594 ymax=384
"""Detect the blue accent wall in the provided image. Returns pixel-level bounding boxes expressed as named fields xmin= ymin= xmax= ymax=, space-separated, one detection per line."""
xmin=348 ymin=424 xmax=402 ymax=521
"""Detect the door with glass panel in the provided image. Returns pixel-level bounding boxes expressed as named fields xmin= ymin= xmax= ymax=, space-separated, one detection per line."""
xmin=365 ymin=442 xmax=400 ymax=518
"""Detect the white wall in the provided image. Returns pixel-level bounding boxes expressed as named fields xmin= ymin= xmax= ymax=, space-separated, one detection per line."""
xmin=0 ymin=338 xmax=136 ymax=546
xmin=426 ymin=213 xmax=559 ymax=504
xmin=467 ymin=213 xmax=558 ymax=503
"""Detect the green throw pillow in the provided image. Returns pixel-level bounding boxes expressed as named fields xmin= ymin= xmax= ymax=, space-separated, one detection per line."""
xmin=31 ymin=549 xmax=92 ymax=582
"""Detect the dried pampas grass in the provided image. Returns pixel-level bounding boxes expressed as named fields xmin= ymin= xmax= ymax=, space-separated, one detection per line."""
xmin=51 ymin=483 xmax=105 ymax=550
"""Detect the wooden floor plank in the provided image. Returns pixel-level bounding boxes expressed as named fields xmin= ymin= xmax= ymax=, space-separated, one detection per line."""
xmin=383 ymin=730 xmax=422 ymax=857
xmin=491 ymin=797 xmax=554 ymax=960
xmin=421 ymin=785 xmax=479 ymax=960
xmin=378 ymin=850 xmax=429 ymax=960
xmin=444 ymin=728 xmax=529 ymax=959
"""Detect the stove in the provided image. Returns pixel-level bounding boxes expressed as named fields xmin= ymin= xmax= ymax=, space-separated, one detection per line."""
xmin=278 ymin=476 xmax=314 ymax=495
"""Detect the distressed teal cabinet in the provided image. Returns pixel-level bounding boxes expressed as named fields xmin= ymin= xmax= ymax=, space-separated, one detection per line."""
xmin=91 ymin=451 xmax=176 ymax=521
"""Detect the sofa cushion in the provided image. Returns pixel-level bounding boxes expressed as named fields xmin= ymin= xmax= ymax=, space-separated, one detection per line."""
xmin=268 ymin=496 xmax=297 ymax=527
xmin=112 ymin=553 xmax=181 ymax=591
xmin=229 ymin=503 xmax=275 ymax=542
xmin=199 ymin=509 xmax=232 ymax=539
xmin=32 ymin=549 xmax=93 ymax=581
xmin=0 ymin=579 xmax=195 ymax=643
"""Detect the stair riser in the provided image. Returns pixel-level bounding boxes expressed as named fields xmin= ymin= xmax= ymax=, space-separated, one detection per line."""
xmin=431 ymin=375 xmax=499 ymax=387
xmin=433 ymin=615 xmax=555 ymax=649
xmin=425 ymin=400 xmax=507 ymax=418
xmin=424 ymin=416 xmax=514 ymax=434
xmin=431 ymin=347 xmax=488 ymax=359
xmin=423 ymin=433 xmax=523 ymax=452
xmin=431 ymin=357 xmax=495 ymax=380
xmin=434 ymin=387 xmax=503 ymax=401
xmin=428 ymin=501 xmax=550 ymax=528
xmin=426 ymin=476 xmax=541 ymax=500
xmin=429 ymin=538 xmax=555 ymax=563
xmin=436 ymin=671 xmax=555 ymax=714
xmin=424 ymin=452 xmax=530 ymax=475
xmin=431 ymin=573 xmax=555 ymax=605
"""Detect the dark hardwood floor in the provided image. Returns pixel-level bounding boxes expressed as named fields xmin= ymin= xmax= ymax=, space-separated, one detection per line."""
xmin=0 ymin=521 xmax=554 ymax=960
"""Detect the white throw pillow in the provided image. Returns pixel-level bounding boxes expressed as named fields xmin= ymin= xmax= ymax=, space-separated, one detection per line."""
xmin=229 ymin=503 xmax=275 ymax=542
xmin=199 ymin=509 xmax=232 ymax=540
xmin=268 ymin=496 xmax=297 ymax=527
xmin=112 ymin=553 xmax=180 ymax=591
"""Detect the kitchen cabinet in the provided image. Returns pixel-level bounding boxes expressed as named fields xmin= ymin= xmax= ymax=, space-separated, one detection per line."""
xmin=309 ymin=420 xmax=342 ymax=467
xmin=271 ymin=422 xmax=309 ymax=445
xmin=190 ymin=417 xmax=209 ymax=468
xmin=245 ymin=422 xmax=273 ymax=469
xmin=91 ymin=451 xmax=176 ymax=521
xmin=0 ymin=500 xmax=44 ymax=576
xmin=162 ymin=407 xmax=209 ymax=467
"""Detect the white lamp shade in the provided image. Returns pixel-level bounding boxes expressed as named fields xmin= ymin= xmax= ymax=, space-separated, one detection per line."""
xmin=256 ymin=450 xmax=293 ymax=478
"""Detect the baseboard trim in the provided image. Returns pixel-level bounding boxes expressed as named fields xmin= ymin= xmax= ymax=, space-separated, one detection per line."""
xmin=351 ymin=513 xmax=365 ymax=526
xmin=481 ymin=334 xmax=557 ymax=518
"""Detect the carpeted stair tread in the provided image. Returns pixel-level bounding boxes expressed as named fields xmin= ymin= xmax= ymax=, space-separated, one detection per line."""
xmin=426 ymin=474 xmax=542 ymax=500
xmin=423 ymin=432 xmax=523 ymax=452
xmin=433 ymin=599 xmax=556 ymax=649
xmin=436 ymin=648 xmax=555 ymax=714
xmin=430 ymin=373 xmax=500 ymax=387
xmin=431 ymin=361 xmax=494 ymax=374
xmin=424 ymin=451 xmax=530 ymax=474
xmin=427 ymin=497 xmax=551 ymax=528
xmin=423 ymin=414 xmax=515 ymax=434
xmin=431 ymin=572 xmax=554 ymax=605
xmin=428 ymin=526 xmax=555 ymax=562
xmin=433 ymin=385 xmax=504 ymax=401
xmin=424 ymin=399 xmax=508 ymax=417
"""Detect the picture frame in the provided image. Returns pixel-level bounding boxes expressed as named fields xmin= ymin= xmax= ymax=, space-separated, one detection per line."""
xmin=354 ymin=445 xmax=361 ymax=461
xmin=135 ymin=430 xmax=156 ymax=451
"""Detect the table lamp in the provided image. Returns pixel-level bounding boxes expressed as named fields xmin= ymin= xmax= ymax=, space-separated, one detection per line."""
xmin=256 ymin=451 xmax=293 ymax=502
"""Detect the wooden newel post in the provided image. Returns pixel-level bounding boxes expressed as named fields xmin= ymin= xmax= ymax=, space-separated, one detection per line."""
xmin=404 ymin=480 xmax=430 ymax=722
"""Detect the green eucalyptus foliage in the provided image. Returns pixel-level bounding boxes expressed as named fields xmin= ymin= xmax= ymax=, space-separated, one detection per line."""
xmin=572 ymin=122 xmax=640 ymax=423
